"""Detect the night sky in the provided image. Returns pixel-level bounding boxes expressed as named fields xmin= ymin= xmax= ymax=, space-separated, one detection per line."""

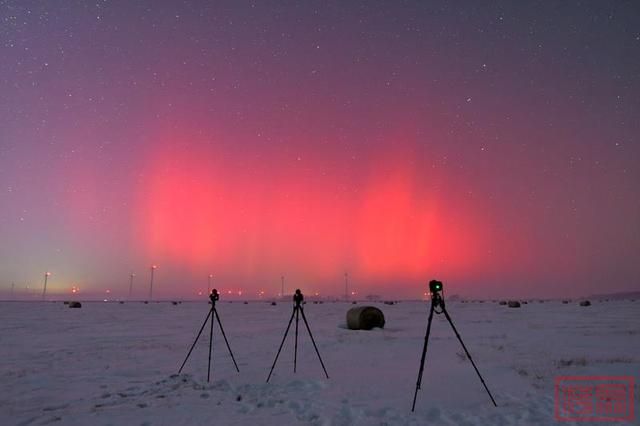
xmin=1 ymin=1 xmax=639 ymax=299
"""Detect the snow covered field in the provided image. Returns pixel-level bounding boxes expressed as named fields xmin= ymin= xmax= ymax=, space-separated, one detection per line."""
xmin=1 ymin=299 xmax=638 ymax=425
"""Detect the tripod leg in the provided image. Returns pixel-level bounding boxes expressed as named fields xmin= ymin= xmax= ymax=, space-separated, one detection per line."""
xmin=294 ymin=307 xmax=299 ymax=373
xmin=412 ymin=302 xmax=435 ymax=412
xmin=266 ymin=307 xmax=296 ymax=382
xmin=207 ymin=306 xmax=215 ymax=382
xmin=299 ymin=308 xmax=329 ymax=379
xmin=441 ymin=307 xmax=497 ymax=407
xmin=213 ymin=308 xmax=240 ymax=372
xmin=178 ymin=308 xmax=213 ymax=374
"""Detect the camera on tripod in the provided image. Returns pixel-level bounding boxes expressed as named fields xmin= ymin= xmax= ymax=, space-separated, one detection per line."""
xmin=267 ymin=288 xmax=328 ymax=382
xmin=178 ymin=287 xmax=239 ymax=382
xmin=412 ymin=278 xmax=497 ymax=411
xmin=429 ymin=280 xmax=443 ymax=294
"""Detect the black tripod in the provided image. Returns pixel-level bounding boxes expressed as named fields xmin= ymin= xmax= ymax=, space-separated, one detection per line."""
xmin=412 ymin=280 xmax=497 ymax=411
xmin=266 ymin=289 xmax=329 ymax=382
xmin=178 ymin=289 xmax=239 ymax=382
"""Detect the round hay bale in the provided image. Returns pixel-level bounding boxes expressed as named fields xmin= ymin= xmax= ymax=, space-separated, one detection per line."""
xmin=507 ymin=301 xmax=521 ymax=308
xmin=271 ymin=301 xmax=277 ymax=306
xmin=171 ymin=301 xmax=178 ymax=305
xmin=562 ymin=300 xmax=569 ymax=304
xmin=579 ymin=300 xmax=591 ymax=307
xmin=63 ymin=301 xmax=70 ymax=305
xmin=346 ymin=306 xmax=385 ymax=330
xmin=498 ymin=301 xmax=507 ymax=305
xmin=68 ymin=301 xmax=82 ymax=308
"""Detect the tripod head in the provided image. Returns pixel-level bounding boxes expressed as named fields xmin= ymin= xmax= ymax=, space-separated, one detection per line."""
xmin=210 ymin=289 xmax=220 ymax=305
xmin=293 ymin=289 xmax=304 ymax=307
xmin=429 ymin=280 xmax=445 ymax=309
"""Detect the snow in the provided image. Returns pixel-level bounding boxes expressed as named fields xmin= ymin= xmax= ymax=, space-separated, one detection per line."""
xmin=1 ymin=299 xmax=638 ymax=425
